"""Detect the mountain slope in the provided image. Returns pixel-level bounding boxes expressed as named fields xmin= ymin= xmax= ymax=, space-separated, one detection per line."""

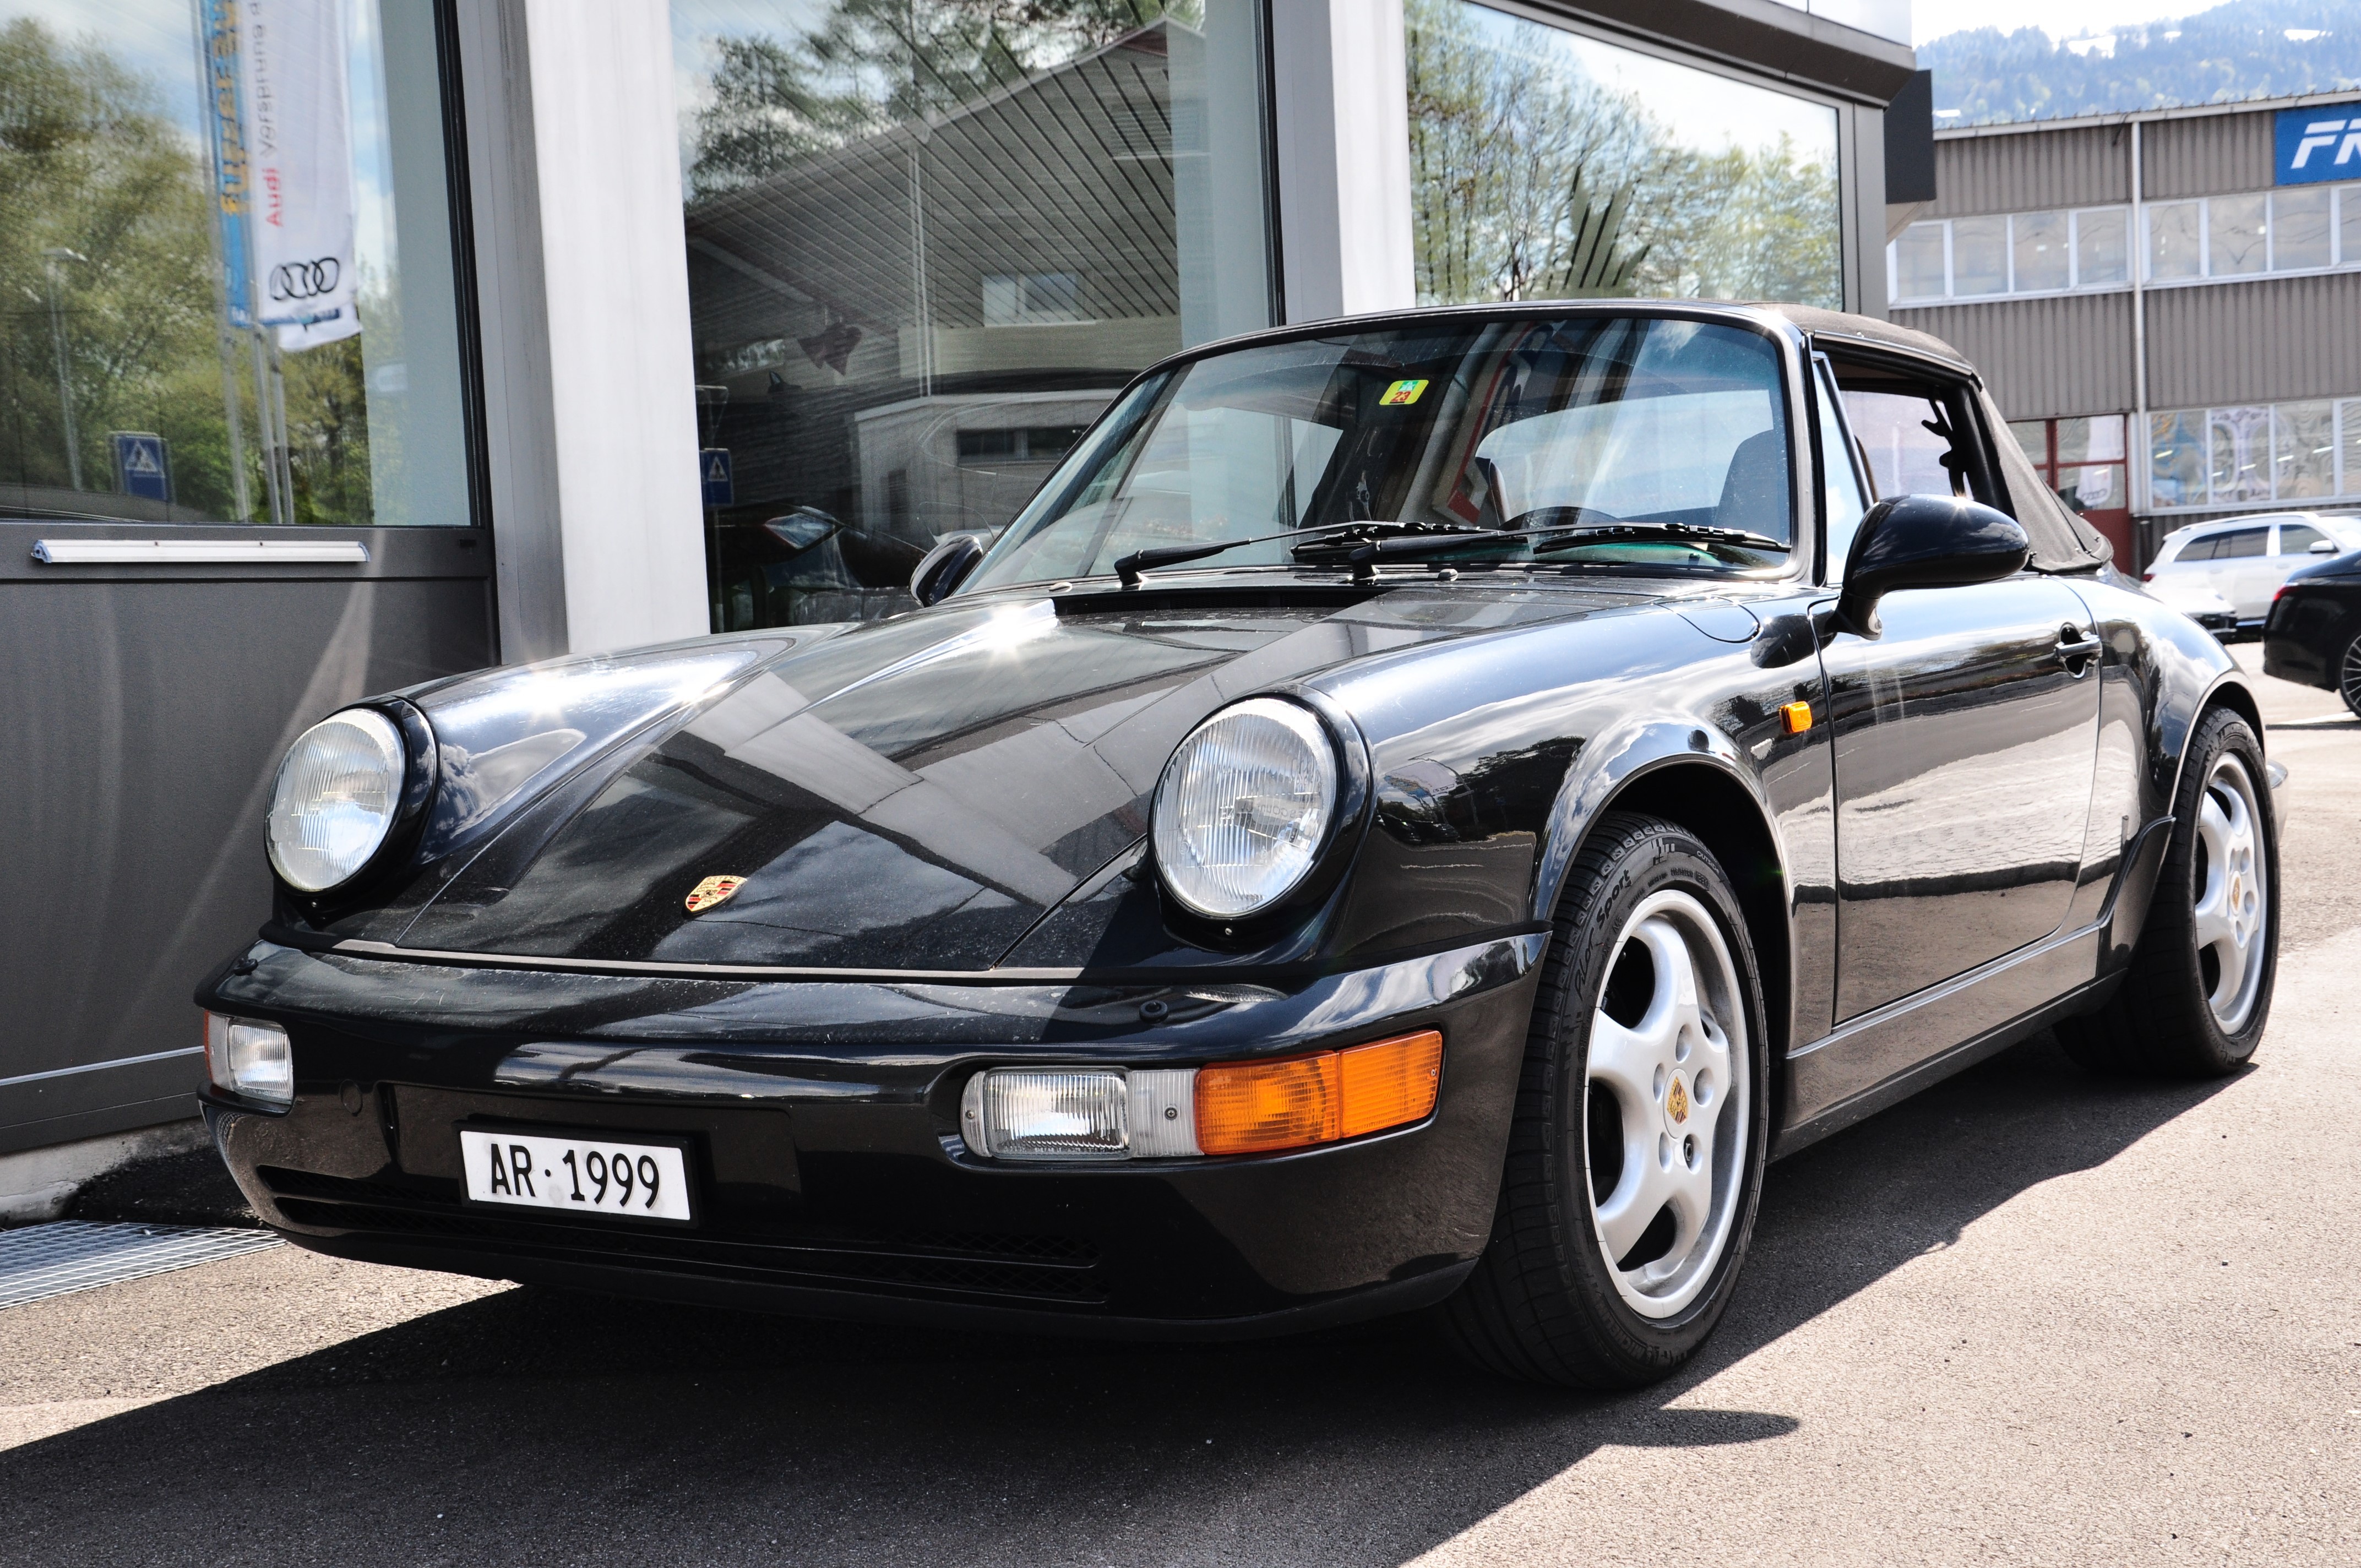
xmin=1923 ymin=0 xmax=2361 ymax=126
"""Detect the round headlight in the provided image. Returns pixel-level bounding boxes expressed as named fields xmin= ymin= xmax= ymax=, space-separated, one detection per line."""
xmin=1152 ymin=698 xmax=1339 ymax=919
xmin=267 ymin=707 xmax=406 ymax=892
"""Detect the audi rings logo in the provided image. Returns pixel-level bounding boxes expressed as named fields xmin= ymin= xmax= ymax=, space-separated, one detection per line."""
xmin=269 ymin=257 xmax=342 ymax=302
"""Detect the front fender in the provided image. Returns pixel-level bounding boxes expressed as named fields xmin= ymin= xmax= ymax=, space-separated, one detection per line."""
xmin=1527 ymin=719 xmax=1775 ymax=923
xmin=1306 ymin=596 xmax=1829 ymax=1052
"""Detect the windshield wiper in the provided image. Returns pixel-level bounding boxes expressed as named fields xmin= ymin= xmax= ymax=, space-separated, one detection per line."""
xmin=1112 ymin=520 xmax=1485 ymax=587
xmin=1333 ymin=514 xmax=1787 ymax=575
xmin=1531 ymin=520 xmax=1788 ymax=554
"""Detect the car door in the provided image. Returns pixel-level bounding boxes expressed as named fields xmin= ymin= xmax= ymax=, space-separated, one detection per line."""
xmin=2204 ymin=525 xmax=2273 ymax=620
xmin=2271 ymin=521 xmax=2336 ymax=604
xmin=1825 ymin=361 xmax=2103 ymax=1025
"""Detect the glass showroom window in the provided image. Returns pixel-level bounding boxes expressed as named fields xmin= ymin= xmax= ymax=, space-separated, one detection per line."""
xmin=2150 ymin=399 xmax=2361 ymax=510
xmin=2143 ymin=184 xmax=2361 ymax=283
xmin=670 ymin=0 xmax=1274 ymax=631
xmin=0 ymin=2 xmax=471 ymax=528
xmin=1405 ymin=0 xmax=1842 ymax=309
xmin=2010 ymin=415 xmax=2130 ymax=516
xmin=1886 ymin=207 xmax=2130 ymax=303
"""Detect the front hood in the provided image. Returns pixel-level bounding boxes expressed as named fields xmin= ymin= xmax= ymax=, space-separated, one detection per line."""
xmin=393 ymin=586 xmax=1638 ymax=971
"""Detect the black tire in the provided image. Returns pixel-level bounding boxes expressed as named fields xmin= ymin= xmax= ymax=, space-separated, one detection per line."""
xmin=2058 ymin=707 xmax=2278 ymax=1077
xmin=2338 ymin=633 xmax=2361 ymax=720
xmin=1439 ymin=812 xmax=1771 ymax=1389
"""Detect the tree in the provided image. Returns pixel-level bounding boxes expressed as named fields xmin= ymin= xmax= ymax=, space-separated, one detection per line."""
xmin=0 ymin=18 xmax=378 ymax=524
xmin=1405 ymin=0 xmax=1841 ymax=311
xmin=687 ymin=0 xmax=1189 ymax=199
xmin=0 ymin=18 xmax=219 ymax=508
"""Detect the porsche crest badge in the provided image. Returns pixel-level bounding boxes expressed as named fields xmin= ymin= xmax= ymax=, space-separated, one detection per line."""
xmin=1666 ymin=1072 xmax=1690 ymax=1125
xmin=684 ymin=875 xmax=747 ymax=914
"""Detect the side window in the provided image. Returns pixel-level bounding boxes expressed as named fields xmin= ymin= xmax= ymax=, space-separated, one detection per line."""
xmin=1840 ymin=389 xmax=1961 ymax=499
xmin=2279 ymin=523 xmax=2329 ymax=555
xmin=1830 ymin=362 xmax=1994 ymax=509
xmin=2176 ymin=534 xmax=2219 ymax=562
xmin=1814 ymin=358 xmax=1872 ymax=580
xmin=2220 ymin=527 xmax=2269 ymax=558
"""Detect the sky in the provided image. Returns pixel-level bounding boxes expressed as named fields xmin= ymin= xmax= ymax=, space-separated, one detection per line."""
xmin=1912 ymin=0 xmax=2197 ymax=45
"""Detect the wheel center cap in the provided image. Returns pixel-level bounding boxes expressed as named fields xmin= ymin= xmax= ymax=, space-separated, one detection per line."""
xmin=1664 ymin=1069 xmax=1691 ymax=1134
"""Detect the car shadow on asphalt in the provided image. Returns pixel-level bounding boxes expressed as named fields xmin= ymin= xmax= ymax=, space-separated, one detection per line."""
xmin=0 ymin=1035 xmax=2238 ymax=1567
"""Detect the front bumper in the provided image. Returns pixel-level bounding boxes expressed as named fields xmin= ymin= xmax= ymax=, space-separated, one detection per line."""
xmin=199 ymin=933 xmax=1545 ymax=1337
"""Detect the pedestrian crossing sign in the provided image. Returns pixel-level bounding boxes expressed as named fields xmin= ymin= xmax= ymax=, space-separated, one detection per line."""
xmin=111 ymin=432 xmax=172 ymax=503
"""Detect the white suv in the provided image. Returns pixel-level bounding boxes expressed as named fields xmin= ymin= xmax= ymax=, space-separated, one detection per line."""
xmin=2145 ymin=512 xmax=2361 ymax=634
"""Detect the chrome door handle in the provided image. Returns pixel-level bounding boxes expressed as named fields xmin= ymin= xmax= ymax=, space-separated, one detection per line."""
xmin=2056 ymin=625 xmax=2103 ymax=673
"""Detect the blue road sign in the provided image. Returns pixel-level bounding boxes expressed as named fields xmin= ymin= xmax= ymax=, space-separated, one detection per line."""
xmin=700 ymin=448 xmax=733 ymax=507
xmin=112 ymin=432 xmax=172 ymax=503
xmin=2275 ymin=103 xmax=2361 ymax=185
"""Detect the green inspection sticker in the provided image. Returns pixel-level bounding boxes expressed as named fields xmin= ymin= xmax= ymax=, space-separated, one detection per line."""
xmin=1380 ymin=378 xmax=1429 ymax=406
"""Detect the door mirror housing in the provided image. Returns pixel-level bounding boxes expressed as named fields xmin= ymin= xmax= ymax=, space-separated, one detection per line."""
xmin=2309 ymin=539 xmax=2337 ymax=554
xmin=910 ymin=533 xmax=986 ymax=606
xmin=1828 ymin=494 xmax=2030 ymax=640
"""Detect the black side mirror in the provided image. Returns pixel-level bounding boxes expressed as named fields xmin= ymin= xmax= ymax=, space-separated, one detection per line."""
xmin=1827 ymin=494 xmax=2030 ymax=640
xmin=910 ymin=533 xmax=986 ymax=606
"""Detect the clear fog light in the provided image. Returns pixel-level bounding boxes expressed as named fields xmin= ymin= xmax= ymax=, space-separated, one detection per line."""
xmin=963 ymin=1069 xmax=1129 ymax=1159
xmin=205 ymin=1013 xmax=292 ymax=1107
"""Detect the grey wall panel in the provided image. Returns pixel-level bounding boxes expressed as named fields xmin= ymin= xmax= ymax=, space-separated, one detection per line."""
xmin=2146 ymin=274 xmax=2361 ymax=407
xmin=1891 ymin=293 xmax=2136 ymax=418
xmin=2142 ymin=111 xmax=2275 ymax=199
xmin=1930 ymin=125 xmax=2129 ymax=217
xmin=0 ymin=576 xmax=493 ymax=1153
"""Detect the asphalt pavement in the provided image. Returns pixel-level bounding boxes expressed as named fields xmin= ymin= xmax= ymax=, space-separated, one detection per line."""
xmin=2 ymin=646 xmax=2356 ymax=1567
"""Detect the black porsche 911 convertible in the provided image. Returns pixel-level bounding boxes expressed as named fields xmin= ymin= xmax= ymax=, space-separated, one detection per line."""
xmin=199 ymin=303 xmax=2279 ymax=1389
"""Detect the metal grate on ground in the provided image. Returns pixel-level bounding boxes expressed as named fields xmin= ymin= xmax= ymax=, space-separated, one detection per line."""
xmin=0 ymin=1221 xmax=282 ymax=1310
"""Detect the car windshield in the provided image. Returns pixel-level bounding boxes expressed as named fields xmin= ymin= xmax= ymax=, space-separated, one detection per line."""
xmin=963 ymin=314 xmax=1793 ymax=591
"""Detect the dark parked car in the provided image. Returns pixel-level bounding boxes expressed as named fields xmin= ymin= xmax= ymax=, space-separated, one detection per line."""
xmin=201 ymin=304 xmax=2279 ymax=1389
xmin=2262 ymin=543 xmax=2361 ymax=715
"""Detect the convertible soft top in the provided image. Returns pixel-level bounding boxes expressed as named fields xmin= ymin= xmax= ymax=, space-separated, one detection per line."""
xmin=1766 ymin=303 xmax=2115 ymax=574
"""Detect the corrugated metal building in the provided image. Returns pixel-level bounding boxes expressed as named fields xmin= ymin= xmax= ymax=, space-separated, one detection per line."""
xmin=1888 ymin=92 xmax=2361 ymax=568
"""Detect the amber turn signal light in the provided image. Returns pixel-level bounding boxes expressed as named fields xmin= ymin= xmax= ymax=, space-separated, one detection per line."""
xmin=1780 ymin=700 xmax=1813 ymax=734
xmin=1194 ymin=1030 xmax=1443 ymax=1156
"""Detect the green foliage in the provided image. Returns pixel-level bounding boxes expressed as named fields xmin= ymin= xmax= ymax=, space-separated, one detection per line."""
xmin=0 ymin=18 xmax=217 ymax=507
xmin=1405 ymin=0 xmax=1839 ymax=309
xmin=1923 ymin=0 xmax=2361 ymax=125
xmin=0 ymin=17 xmax=376 ymax=524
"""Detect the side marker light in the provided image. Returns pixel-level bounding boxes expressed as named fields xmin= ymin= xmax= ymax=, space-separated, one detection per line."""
xmin=1780 ymin=700 xmax=1814 ymax=734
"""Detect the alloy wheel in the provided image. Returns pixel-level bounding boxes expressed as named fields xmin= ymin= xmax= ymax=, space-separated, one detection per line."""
xmin=2191 ymin=754 xmax=2268 ymax=1033
xmin=2340 ymin=635 xmax=2361 ymax=718
xmin=1583 ymin=890 xmax=1751 ymax=1321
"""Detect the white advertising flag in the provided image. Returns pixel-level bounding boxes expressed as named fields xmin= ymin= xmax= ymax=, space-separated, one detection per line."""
xmin=238 ymin=0 xmax=360 ymax=351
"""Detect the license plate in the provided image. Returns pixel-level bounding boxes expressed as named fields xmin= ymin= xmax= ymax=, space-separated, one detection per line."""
xmin=459 ymin=1129 xmax=694 ymax=1223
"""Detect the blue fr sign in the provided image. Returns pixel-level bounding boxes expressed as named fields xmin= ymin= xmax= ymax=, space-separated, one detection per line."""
xmin=111 ymin=432 xmax=172 ymax=503
xmin=700 ymin=448 xmax=733 ymax=507
xmin=2276 ymin=104 xmax=2361 ymax=184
